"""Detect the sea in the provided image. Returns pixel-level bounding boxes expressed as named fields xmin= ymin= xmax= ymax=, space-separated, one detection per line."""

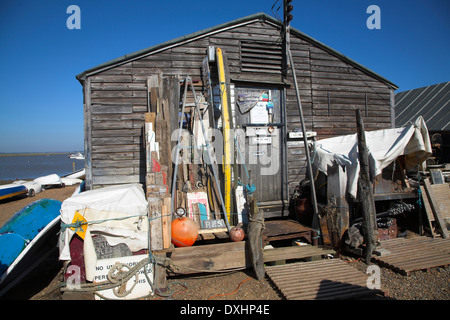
xmin=0 ymin=153 xmax=85 ymax=181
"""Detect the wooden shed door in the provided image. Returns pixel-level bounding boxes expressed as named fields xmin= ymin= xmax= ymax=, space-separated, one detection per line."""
xmin=233 ymin=86 xmax=286 ymax=214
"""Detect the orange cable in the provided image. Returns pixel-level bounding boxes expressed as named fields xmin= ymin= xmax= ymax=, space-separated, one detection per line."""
xmin=207 ymin=277 xmax=252 ymax=300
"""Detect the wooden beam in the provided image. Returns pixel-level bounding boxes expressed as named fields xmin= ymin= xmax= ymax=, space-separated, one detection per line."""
xmin=263 ymin=245 xmax=335 ymax=263
xmin=327 ymin=164 xmax=349 ymax=250
xmin=148 ymin=197 xmax=163 ymax=251
xmin=162 ymin=197 xmax=172 ymax=249
xmin=167 ymin=241 xmax=249 ymax=275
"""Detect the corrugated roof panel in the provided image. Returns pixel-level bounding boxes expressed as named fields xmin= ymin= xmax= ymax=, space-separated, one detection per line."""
xmin=400 ymin=84 xmax=443 ymax=124
xmin=395 ymin=81 xmax=450 ymax=131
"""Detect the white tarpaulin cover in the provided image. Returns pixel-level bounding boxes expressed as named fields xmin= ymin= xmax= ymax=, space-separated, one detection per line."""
xmin=313 ymin=116 xmax=432 ymax=199
xmin=58 ymin=184 xmax=148 ymax=280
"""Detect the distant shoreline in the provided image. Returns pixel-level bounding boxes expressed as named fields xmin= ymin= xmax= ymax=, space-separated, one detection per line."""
xmin=0 ymin=152 xmax=76 ymax=157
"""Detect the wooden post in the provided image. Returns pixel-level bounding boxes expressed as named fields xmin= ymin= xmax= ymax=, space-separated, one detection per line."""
xmin=356 ymin=109 xmax=378 ymax=263
xmin=247 ymin=197 xmax=265 ymax=280
xmin=148 ymin=197 xmax=163 ymax=251
xmin=327 ymin=164 xmax=349 ymax=251
xmin=162 ymin=197 xmax=172 ymax=249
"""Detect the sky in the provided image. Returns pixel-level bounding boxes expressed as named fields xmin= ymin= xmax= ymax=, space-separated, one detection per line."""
xmin=0 ymin=0 xmax=448 ymax=153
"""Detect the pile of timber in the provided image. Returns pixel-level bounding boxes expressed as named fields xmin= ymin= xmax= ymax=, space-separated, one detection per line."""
xmin=145 ymin=75 xmax=173 ymax=251
xmin=420 ymin=178 xmax=449 ymax=239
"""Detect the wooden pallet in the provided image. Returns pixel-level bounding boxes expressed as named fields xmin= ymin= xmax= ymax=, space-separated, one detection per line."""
xmin=263 ymin=245 xmax=334 ymax=263
xmin=265 ymin=259 xmax=382 ymax=300
xmin=372 ymin=236 xmax=450 ymax=275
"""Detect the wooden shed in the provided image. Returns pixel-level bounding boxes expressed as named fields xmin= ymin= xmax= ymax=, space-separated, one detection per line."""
xmin=76 ymin=12 xmax=398 ymax=218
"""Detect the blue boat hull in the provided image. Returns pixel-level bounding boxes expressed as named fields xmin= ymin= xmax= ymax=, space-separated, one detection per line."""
xmin=0 ymin=184 xmax=27 ymax=201
xmin=0 ymin=199 xmax=62 ymax=295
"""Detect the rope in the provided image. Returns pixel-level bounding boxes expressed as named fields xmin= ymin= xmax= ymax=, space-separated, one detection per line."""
xmin=60 ymin=214 xmax=148 ymax=233
xmin=234 ymin=136 xmax=256 ymax=194
xmin=416 ymin=164 xmax=423 ymax=208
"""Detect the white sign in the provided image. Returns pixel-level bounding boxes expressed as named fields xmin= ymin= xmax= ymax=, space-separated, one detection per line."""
xmin=250 ymin=102 xmax=269 ymax=124
xmin=251 ymin=136 xmax=272 ymax=145
xmin=94 ymin=254 xmax=153 ymax=300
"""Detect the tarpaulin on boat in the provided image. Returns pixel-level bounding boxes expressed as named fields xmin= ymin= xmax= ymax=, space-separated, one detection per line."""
xmin=312 ymin=116 xmax=432 ymax=199
xmin=58 ymin=183 xmax=148 ymax=281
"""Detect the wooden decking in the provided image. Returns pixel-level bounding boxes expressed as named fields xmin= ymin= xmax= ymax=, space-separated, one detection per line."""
xmin=265 ymin=259 xmax=383 ymax=300
xmin=372 ymin=236 xmax=450 ymax=275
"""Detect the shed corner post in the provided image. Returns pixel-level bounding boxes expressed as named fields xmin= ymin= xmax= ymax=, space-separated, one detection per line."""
xmin=83 ymin=76 xmax=93 ymax=190
xmin=390 ymin=88 xmax=396 ymax=128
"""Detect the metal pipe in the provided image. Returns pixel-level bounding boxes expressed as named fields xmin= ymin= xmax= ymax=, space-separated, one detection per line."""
xmin=287 ymin=49 xmax=319 ymax=230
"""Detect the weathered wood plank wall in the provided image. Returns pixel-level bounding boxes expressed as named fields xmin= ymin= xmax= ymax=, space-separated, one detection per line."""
xmin=84 ymin=19 xmax=393 ymax=202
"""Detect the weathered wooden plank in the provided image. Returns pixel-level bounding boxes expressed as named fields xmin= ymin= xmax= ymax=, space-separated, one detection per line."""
xmin=148 ymin=197 xmax=163 ymax=251
xmin=91 ymin=83 xmax=147 ymax=91
xmin=423 ymin=178 xmax=449 ymax=238
xmin=263 ymin=245 xmax=334 ymax=263
xmin=162 ymin=197 xmax=172 ymax=250
xmin=92 ymin=167 xmax=135 ymax=176
xmin=91 ymin=104 xmax=133 ymax=114
xmin=91 ymin=113 xmax=145 ymax=121
xmin=92 ymin=174 xmax=139 ymax=185
xmin=91 ymin=136 xmax=134 ymax=145
xmin=90 ymin=97 xmax=147 ymax=105
xmin=91 ymin=129 xmax=141 ymax=137
xmin=91 ymin=152 xmax=134 ymax=160
xmin=91 ymin=120 xmax=135 ymax=130
xmin=167 ymin=241 xmax=249 ymax=275
xmin=90 ymin=75 xmax=133 ymax=83
xmin=92 ymin=144 xmax=140 ymax=153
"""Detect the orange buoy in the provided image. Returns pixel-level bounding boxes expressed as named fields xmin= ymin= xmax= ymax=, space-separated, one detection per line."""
xmin=229 ymin=223 xmax=245 ymax=242
xmin=171 ymin=214 xmax=198 ymax=247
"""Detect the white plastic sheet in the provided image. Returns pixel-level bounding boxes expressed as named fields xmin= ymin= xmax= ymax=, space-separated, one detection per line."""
xmin=312 ymin=116 xmax=432 ymax=199
xmin=58 ymin=184 xmax=148 ymax=262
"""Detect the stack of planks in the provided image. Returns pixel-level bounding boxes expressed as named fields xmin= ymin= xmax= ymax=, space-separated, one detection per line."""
xmin=145 ymin=74 xmax=172 ymax=251
xmin=420 ymin=178 xmax=449 ymax=239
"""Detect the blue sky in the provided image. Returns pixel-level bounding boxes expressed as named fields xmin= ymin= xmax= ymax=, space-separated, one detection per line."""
xmin=0 ymin=0 xmax=448 ymax=153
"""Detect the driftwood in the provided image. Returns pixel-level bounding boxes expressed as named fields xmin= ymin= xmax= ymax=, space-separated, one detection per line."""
xmin=356 ymin=109 xmax=378 ymax=263
xmin=247 ymin=197 xmax=265 ymax=280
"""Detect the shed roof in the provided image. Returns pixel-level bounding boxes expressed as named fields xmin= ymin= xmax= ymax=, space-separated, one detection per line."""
xmin=395 ymin=81 xmax=449 ymax=131
xmin=76 ymin=12 xmax=398 ymax=90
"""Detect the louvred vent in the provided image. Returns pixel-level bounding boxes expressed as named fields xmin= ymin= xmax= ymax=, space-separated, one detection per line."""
xmin=240 ymin=40 xmax=283 ymax=74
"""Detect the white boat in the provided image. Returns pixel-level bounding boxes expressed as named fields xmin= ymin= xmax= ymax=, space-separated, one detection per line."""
xmin=33 ymin=174 xmax=64 ymax=189
xmin=12 ymin=180 xmax=42 ymax=197
xmin=63 ymin=168 xmax=85 ymax=180
xmin=68 ymin=152 xmax=84 ymax=160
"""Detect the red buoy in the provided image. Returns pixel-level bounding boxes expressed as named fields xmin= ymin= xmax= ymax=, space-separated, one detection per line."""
xmin=229 ymin=224 xmax=245 ymax=242
xmin=171 ymin=216 xmax=198 ymax=247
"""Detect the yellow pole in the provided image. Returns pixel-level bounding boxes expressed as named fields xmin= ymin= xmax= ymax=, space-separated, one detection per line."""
xmin=216 ymin=48 xmax=232 ymax=222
